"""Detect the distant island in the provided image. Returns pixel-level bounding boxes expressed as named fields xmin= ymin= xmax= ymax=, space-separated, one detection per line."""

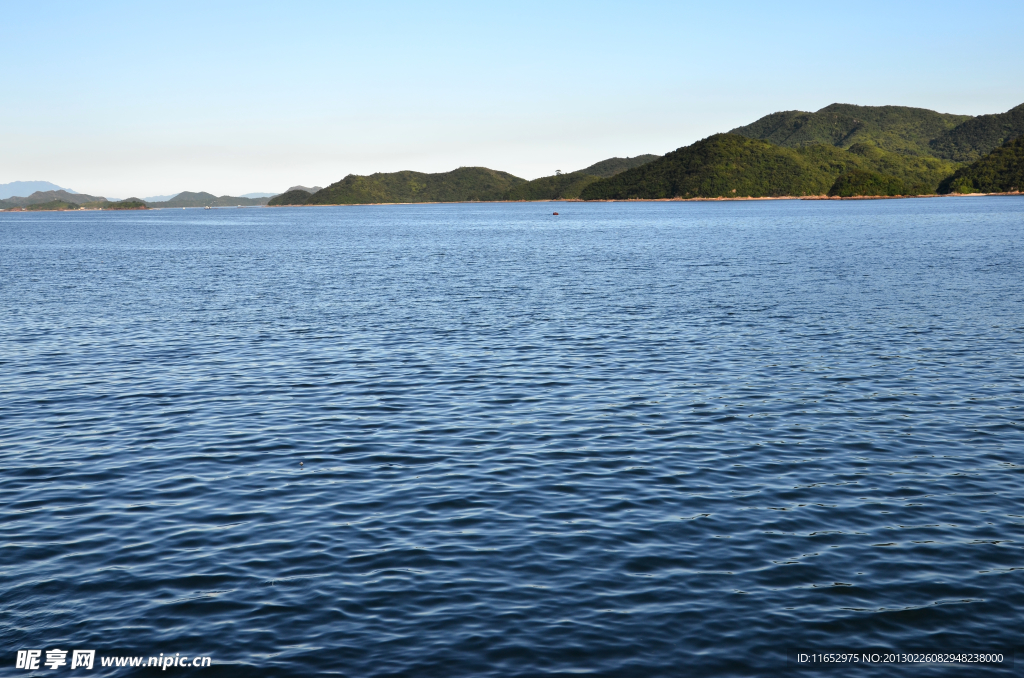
xmin=145 ymin=191 xmax=272 ymax=208
xmin=3 ymin=102 xmax=1021 ymax=212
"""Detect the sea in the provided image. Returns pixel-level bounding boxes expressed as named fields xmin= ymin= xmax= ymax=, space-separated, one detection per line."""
xmin=2 ymin=198 xmax=1022 ymax=676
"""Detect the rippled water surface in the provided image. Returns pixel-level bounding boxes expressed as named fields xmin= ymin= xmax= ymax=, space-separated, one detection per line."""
xmin=2 ymin=199 xmax=1023 ymax=676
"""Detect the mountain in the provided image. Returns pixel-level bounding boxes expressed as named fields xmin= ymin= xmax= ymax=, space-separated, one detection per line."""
xmin=146 ymin=191 xmax=271 ymax=208
xmin=505 ymin=155 xmax=661 ymax=201
xmin=938 ymin=136 xmax=1024 ymax=194
xmin=306 ymin=167 xmax=525 ymax=205
xmin=2 ymin=189 xmax=106 ymax=207
xmin=286 ymin=185 xmax=322 ymax=194
xmin=268 ymin=189 xmax=313 ymax=206
xmin=144 ymin=193 xmax=179 ymax=202
xmin=578 ymin=133 xmax=957 ymax=200
xmin=241 ymin=192 xmax=277 ymax=199
xmin=0 ymin=181 xmax=76 ymax=200
xmin=928 ymin=103 xmax=1024 ymax=162
xmin=731 ymin=103 xmax=971 ymax=157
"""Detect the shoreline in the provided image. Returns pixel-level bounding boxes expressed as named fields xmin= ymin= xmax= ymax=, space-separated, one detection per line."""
xmin=3 ymin=191 xmax=1020 ymax=212
xmin=262 ymin=191 xmax=1022 ymax=207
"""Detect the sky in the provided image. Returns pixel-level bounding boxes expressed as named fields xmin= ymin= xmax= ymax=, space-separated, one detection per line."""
xmin=2 ymin=0 xmax=1023 ymax=199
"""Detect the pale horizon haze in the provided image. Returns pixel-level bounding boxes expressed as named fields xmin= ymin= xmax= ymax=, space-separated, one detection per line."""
xmin=2 ymin=0 xmax=1023 ymax=198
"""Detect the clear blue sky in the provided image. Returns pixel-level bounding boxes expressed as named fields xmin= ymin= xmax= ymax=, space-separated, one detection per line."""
xmin=2 ymin=0 xmax=1022 ymax=198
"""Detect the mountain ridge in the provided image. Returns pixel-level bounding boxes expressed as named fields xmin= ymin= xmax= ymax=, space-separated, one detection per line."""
xmin=730 ymin=103 xmax=971 ymax=157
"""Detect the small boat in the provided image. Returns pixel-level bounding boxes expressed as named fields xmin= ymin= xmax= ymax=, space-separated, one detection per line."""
xmin=204 ymin=206 xmax=211 ymax=210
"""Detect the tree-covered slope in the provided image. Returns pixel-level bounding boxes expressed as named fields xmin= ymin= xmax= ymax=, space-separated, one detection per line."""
xmin=580 ymin=135 xmax=837 ymax=199
xmin=579 ymin=134 xmax=957 ymax=200
xmin=307 ymin=167 xmax=525 ymax=205
xmin=827 ymin=170 xmax=927 ymax=198
xmin=505 ymin=155 xmax=660 ymax=201
xmin=268 ymin=189 xmax=312 ymax=206
xmin=106 ymin=198 xmax=148 ymax=210
xmin=842 ymin=142 xmax=957 ymax=187
xmin=929 ymin=103 xmax=1024 ymax=162
xmin=731 ymin=103 xmax=971 ymax=157
xmin=938 ymin=136 xmax=1024 ymax=194
xmin=25 ymin=200 xmax=81 ymax=211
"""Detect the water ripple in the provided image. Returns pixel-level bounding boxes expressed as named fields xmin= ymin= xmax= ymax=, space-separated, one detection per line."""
xmin=1 ymin=199 xmax=1022 ymax=676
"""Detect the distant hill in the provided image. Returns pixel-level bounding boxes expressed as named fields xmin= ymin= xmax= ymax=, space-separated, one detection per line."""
xmin=505 ymin=172 xmax=605 ymax=201
xmin=146 ymin=191 xmax=271 ymax=208
xmin=78 ymin=198 xmax=149 ymax=210
xmin=579 ymin=133 xmax=957 ymax=200
xmin=268 ymin=189 xmax=313 ymax=206
xmin=0 ymin=181 xmax=76 ymax=200
xmin=929 ymin=103 xmax=1024 ymax=162
xmin=731 ymin=103 xmax=971 ymax=157
xmin=306 ymin=167 xmax=525 ymax=205
xmin=578 ymin=155 xmax=660 ymax=178
xmin=938 ymin=136 xmax=1024 ymax=194
xmin=505 ymin=155 xmax=660 ymax=201
xmin=241 ymin=192 xmax=277 ymax=199
xmin=107 ymin=198 xmax=148 ymax=210
xmin=143 ymin=193 xmax=179 ymax=202
xmin=286 ymin=185 xmax=322 ymax=194
xmin=2 ymin=189 xmax=106 ymax=207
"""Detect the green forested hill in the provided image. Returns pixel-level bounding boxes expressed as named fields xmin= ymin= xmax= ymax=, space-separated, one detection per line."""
xmin=579 ymin=134 xmax=958 ymax=200
xmin=731 ymin=103 xmax=971 ymax=157
xmin=938 ymin=137 xmax=1024 ymax=194
xmin=504 ymin=155 xmax=660 ymax=201
xmin=306 ymin=167 xmax=525 ymax=205
xmin=929 ymin=103 xmax=1024 ymax=162
xmin=268 ymin=189 xmax=313 ymax=206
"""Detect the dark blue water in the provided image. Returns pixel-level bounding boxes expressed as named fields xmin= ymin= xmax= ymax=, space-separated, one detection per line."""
xmin=2 ymin=199 xmax=1023 ymax=676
